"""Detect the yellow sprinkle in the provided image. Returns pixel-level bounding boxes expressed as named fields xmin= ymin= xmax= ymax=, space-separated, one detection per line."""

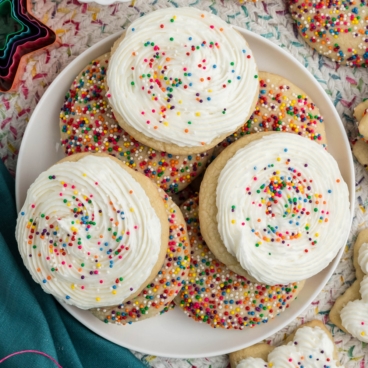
xmin=195 ymin=112 xmax=201 ymax=117
xmin=83 ymin=173 xmax=87 ymax=177
xmin=231 ymin=219 xmax=236 ymax=224
xmin=97 ymin=263 xmax=101 ymax=268
xmin=96 ymin=297 xmax=101 ymax=302
xmin=130 ymin=207 xmax=134 ymax=212
xmin=112 ymin=290 xmax=117 ymax=294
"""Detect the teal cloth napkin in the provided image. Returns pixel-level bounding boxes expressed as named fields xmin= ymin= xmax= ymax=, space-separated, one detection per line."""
xmin=0 ymin=161 xmax=146 ymax=368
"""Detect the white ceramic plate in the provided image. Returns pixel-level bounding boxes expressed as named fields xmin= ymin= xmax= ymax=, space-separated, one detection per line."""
xmin=16 ymin=28 xmax=355 ymax=359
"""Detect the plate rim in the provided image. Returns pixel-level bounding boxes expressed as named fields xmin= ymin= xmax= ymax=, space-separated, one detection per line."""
xmin=15 ymin=27 xmax=355 ymax=359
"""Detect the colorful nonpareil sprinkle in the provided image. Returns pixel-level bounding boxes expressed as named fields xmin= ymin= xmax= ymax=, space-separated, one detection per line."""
xmin=92 ymin=192 xmax=190 ymax=324
xmin=59 ymin=55 xmax=211 ymax=195
xmin=176 ymin=196 xmax=301 ymax=330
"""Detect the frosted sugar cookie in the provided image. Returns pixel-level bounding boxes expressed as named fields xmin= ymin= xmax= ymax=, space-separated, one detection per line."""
xmin=16 ymin=153 xmax=169 ymax=310
xmin=175 ymin=196 xmax=303 ymax=330
xmin=107 ymin=7 xmax=259 ymax=155
xmin=229 ymin=320 xmax=342 ymax=367
xmin=289 ymin=0 xmax=368 ymax=67
xmin=214 ymin=72 xmax=326 ymax=157
xmin=199 ymin=132 xmax=350 ymax=285
xmin=330 ymin=229 xmax=368 ymax=342
xmin=91 ymin=191 xmax=190 ymax=324
xmin=59 ymin=54 xmax=212 ymax=195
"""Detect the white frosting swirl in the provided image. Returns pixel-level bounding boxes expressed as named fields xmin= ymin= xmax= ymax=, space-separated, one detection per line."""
xmin=107 ymin=7 xmax=258 ymax=147
xmin=358 ymin=242 xmax=368 ymax=274
xmin=341 ymin=242 xmax=368 ymax=341
xmin=16 ymin=156 xmax=162 ymax=309
xmin=237 ymin=326 xmax=340 ymax=368
xmin=216 ymin=133 xmax=350 ymax=285
xmin=236 ymin=357 xmax=266 ymax=368
xmin=341 ymin=300 xmax=368 ymax=343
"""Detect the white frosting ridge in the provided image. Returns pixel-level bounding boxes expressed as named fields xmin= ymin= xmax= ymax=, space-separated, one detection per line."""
xmin=341 ymin=242 xmax=368 ymax=342
xmin=216 ymin=133 xmax=350 ymax=285
xmin=107 ymin=7 xmax=258 ymax=147
xmin=341 ymin=300 xmax=368 ymax=343
xmin=16 ymin=156 xmax=162 ymax=309
xmin=237 ymin=326 xmax=340 ymax=368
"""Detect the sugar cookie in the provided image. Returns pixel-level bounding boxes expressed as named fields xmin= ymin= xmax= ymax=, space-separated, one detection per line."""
xmin=289 ymin=0 xmax=368 ymax=67
xmin=59 ymin=54 xmax=212 ymax=195
xmin=214 ymin=72 xmax=326 ymax=157
xmin=330 ymin=229 xmax=368 ymax=342
xmin=16 ymin=153 xmax=169 ymax=309
xmin=200 ymin=133 xmax=350 ymax=285
xmin=107 ymin=7 xmax=259 ymax=155
xmin=229 ymin=320 xmax=341 ymax=367
xmin=175 ymin=196 xmax=303 ymax=330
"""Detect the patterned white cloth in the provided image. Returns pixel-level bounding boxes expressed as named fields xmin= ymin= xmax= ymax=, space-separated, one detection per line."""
xmin=1 ymin=0 xmax=368 ymax=366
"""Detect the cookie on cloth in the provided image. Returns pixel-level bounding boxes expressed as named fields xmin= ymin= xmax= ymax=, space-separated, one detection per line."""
xmin=330 ymin=229 xmax=368 ymax=342
xmin=91 ymin=190 xmax=190 ymax=324
xmin=229 ymin=320 xmax=342 ymax=367
xmin=16 ymin=153 xmax=169 ymax=310
xmin=59 ymin=54 xmax=212 ymax=195
xmin=289 ymin=0 xmax=368 ymax=67
xmin=214 ymin=72 xmax=326 ymax=157
xmin=199 ymin=132 xmax=350 ymax=285
xmin=107 ymin=7 xmax=259 ymax=155
xmin=175 ymin=196 xmax=303 ymax=330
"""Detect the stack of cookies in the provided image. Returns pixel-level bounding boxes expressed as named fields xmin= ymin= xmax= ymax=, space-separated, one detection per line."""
xmin=16 ymin=7 xmax=351 ymax=335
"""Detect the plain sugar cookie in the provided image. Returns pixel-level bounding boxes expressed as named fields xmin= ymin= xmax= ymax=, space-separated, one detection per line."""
xmin=175 ymin=196 xmax=303 ymax=330
xmin=199 ymin=133 xmax=350 ymax=285
xmin=229 ymin=320 xmax=341 ymax=367
xmin=16 ymin=153 xmax=169 ymax=309
xmin=59 ymin=54 xmax=212 ymax=195
xmin=107 ymin=7 xmax=259 ymax=155
xmin=91 ymin=190 xmax=190 ymax=324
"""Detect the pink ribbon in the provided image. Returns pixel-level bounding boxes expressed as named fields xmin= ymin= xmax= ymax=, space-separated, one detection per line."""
xmin=0 ymin=350 xmax=62 ymax=367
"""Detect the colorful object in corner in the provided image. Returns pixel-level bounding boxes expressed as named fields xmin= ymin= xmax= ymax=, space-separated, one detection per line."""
xmin=0 ymin=0 xmax=60 ymax=93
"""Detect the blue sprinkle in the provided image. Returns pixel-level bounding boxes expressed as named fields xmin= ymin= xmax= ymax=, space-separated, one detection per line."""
xmin=43 ymin=279 xmax=47 ymax=283
xmin=21 ymin=212 xmax=25 ymax=216
xmin=66 ymin=295 xmax=71 ymax=300
xmin=284 ymin=148 xmax=288 ymax=152
xmin=189 ymin=83 xmax=193 ymax=87
xmin=242 ymin=49 xmax=246 ymax=53
xmin=189 ymin=37 xmax=192 ymax=40
xmin=237 ymin=76 xmax=241 ymax=80
xmin=213 ymin=65 xmax=217 ymax=68
xmin=328 ymin=189 xmax=332 ymax=193
xmin=207 ymin=97 xmax=211 ymax=101
xmin=132 ymin=28 xmax=135 ymax=31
